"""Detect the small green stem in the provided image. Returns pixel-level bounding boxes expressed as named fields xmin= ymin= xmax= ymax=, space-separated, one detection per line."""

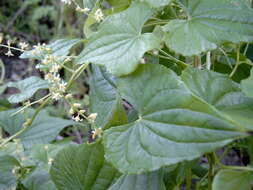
xmin=0 ymin=44 xmax=24 ymax=52
xmin=158 ymin=49 xmax=188 ymax=68
xmin=229 ymin=45 xmax=241 ymax=78
xmin=66 ymin=62 xmax=90 ymax=90
xmin=186 ymin=168 xmax=192 ymax=190
xmin=206 ymin=51 xmax=211 ymax=70
xmin=220 ymin=165 xmax=253 ymax=172
xmin=194 ymin=55 xmax=202 ymax=68
xmin=207 ymin=154 xmax=214 ymax=190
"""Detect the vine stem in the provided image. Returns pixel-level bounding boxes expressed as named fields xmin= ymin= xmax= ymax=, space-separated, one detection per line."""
xmin=11 ymin=94 xmax=51 ymax=116
xmin=206 ymin=51 xmax=211 ymax=70
xmin=207 ymin=154 xmax=214 ymax=190
xmin=186 ymin=168 xmax=192 ymax=190
xmin=0 ymin=44 xmax=24 ymax=52
xmin=158 ymin=49 xmax=188 ymax=68
xmin=0 ymin=97 xmax=51 ymax=147
xmin=229 ymin=45 xmax=241 ymax=78
xmin=220 ymin=165 xmax=253 ymax=172
xmin=66 ymin=62 xmax=90 ymax=90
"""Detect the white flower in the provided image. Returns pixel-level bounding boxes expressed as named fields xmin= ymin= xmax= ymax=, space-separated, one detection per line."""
xmin=48 ymin=158 xmax=54 ymax=165
xmin=44 ymin=145 xmax=49 ymax=150
xmin=5 ymin=50 xmax=13 ymax=57
xmin=92 ymin=128 xmax=102 ymax=139
xmin=51 ymin=64 xmax=61 ymax=73
xmin=19 ymin=41 xmax=29 ymax=50
xmin=58 ymin=81 xmax=67 ymax=92
xmin=88 ymin=113 xmax=97 ymax=122
xmin=94 ymin=9 xmax=104 ymax=22
xmin=69 ymin=108 xmax=75 ymax=115
xmin=72 ymin=114 xmax=83 ymax=122
xmin=73 ymin=103 xmax=81 ymax=108
xmin=140 ymin=58 xmax=146 ymax=64
xmin=52 ymin=92 xmax=63 ymax=100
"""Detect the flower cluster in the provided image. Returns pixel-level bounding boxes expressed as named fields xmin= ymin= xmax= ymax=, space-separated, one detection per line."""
xmin=94 ymin=9 xmax=104 ymax=22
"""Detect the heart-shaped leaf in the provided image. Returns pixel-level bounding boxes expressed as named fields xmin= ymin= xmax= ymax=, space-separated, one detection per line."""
xmin=103 ymin=64 xmax=246 ymax=174
xmin=76 ymin=2 xmax=160 ymax=76
xmin=108 ymin=170 xmax=166 ymax=190
xmin=181 ymin=67 xmax=253 ymax=131
xmin=162 ymin=0 xmax=253 ymax=56
xmin=90 ymin=65 xmax=127 ymax=129
xmin=50 ymin=142 xmax=118 ymax=190
xmin=7 ymin=76 xmax=49 ymax=104
xmin=213 ymin=169 xmax=253 ymax=190
xmin=0 ymin=109 xmax=75 ymax=149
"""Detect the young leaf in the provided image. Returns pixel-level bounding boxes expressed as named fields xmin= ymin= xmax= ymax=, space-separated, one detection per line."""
xmin=181 ymin=67 xmax=253 ymax=131
xmin=0 ymin=109 xmax=75 ymax=149
xmin=241 ymin=68 xmax=253 ymax=98
xmin=7 ymin=76 xmax=49 ymax=104
xmin=213 ymin=169 xmax=253 ymax=190
xmin=50 ymin=142 xmax=118 ymax=190
xmin=162 ymin=0 xmax=253 ymax=56
xmin=108 ymin=170 xmax=166 ymax=190
xmin=76 ymin=2 xmax=160 ymax=76
xmin=103 ymin=64 xmax=246 ymax=174
xmin=90 ymin=65 xmax=127 ymax=129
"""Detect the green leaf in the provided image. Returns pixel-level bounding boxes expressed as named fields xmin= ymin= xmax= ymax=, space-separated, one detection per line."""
xmin=76 ymin=2 xmax=160 ymax=76
xmin=141 ymin=0 xmax=171 ymax=8
xmin=241 ymin=68 xmax=253 ymax=98
xmin=50 ymin=142 xmax=118 ymax=190
xmin=7 ymin=76 xmax=49 ymax=104
xmin=90 ymin=65 xmax=127 ymax=129
xmin=181 ymin=67 xmax=253 ymax=130
xmin=213 ymin=169 xmax=253 ymax=190
xmin=20 ymin=38 xmax=81 ymax=59
xmin=162 ymin=0 xmax=253 ymax=56
xmin=23 ymin=167 xmax=57 ymax=190
xmin=103 ymin=64 xmax=246 ymax=174
xmin=0 ymin=154 xmax=20 ymax=190
xmin=0 ymin=109 xmax=75 ymax=149
xmin=108 ymin=170 xmax=166 ymax=190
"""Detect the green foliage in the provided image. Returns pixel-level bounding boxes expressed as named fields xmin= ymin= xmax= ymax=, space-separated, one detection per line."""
xmin=7 ymin=77 xmax=49 ymax=104
xmin=2 ymin=0 xmax=253 ymax=189
xmin=213 ymin=169 xmax=253 ymax=190
xmin=163 ymin=0 xmax=253 ymax=56
xmin=76 ymin=2 xmax=160 ymax=76
xmin=50 ymin=142 xmax=118 ymax=190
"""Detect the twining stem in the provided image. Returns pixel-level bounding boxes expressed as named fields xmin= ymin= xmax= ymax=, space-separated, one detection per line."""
xmin=11 ymin=94 xmax=51 ymax=116
xmin=194 ymin=55 xmax=202 ymax=68
xmin=229 ymin=45 xmax=241 ymax=78
xmin=207 ymin=154 xmax=214 ymax=190
xmin=206 ymin=51 xmax=211 ymax=70
xmin=66 ymin=62 xmax=90 ymax=90
xmin=158 ymin=49 xmax=188 ymax=68
xmin=0 ymin=97 xmax=51 ymax=147
xmin=0 ymin=44 xmax=24 ymax=52
xmin=220 ymin=165 xmax=253 ymax=172
xmin=186 ymin=168 xmax=192 ymax=190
